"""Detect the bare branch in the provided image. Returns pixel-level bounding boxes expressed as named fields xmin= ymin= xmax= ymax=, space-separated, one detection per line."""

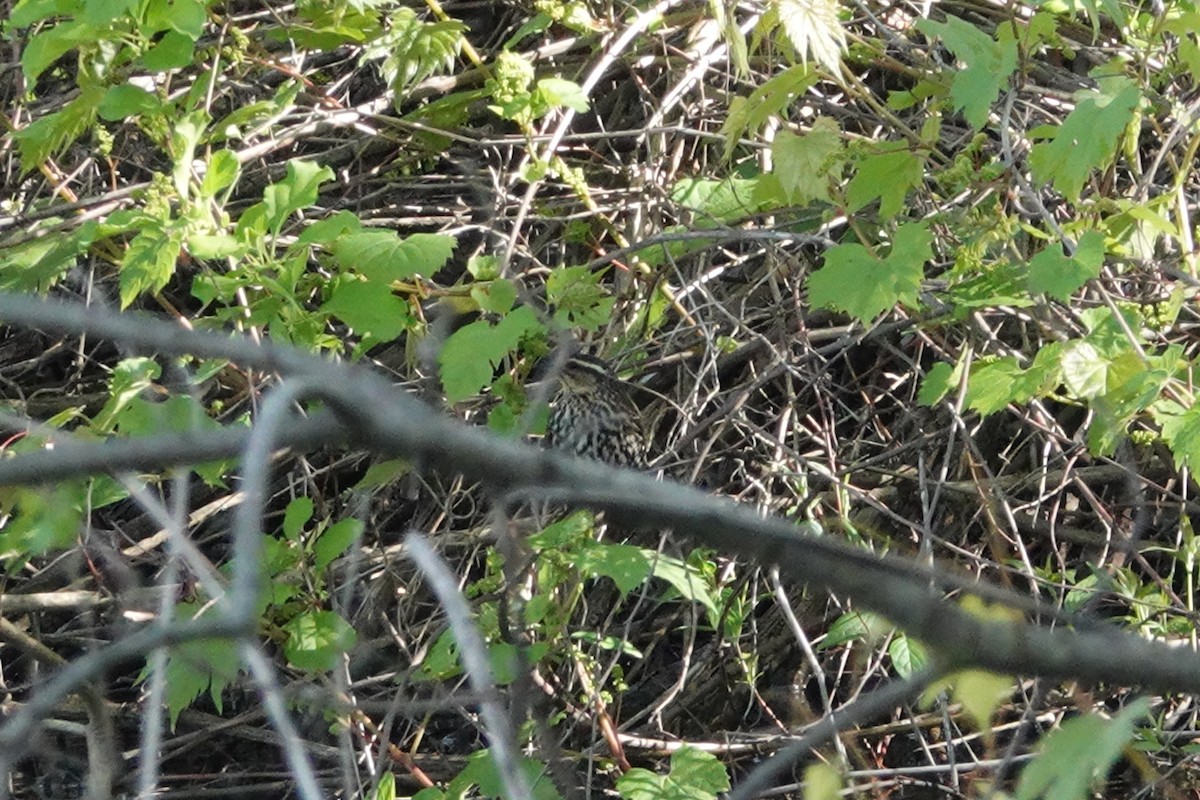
xmin=1 ymin=293 xmax=1199 ymax=707
xmin=406 ymin=533 xmax=533 ymax=800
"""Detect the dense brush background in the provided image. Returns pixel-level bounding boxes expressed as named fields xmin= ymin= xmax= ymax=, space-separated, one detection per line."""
xmin=3 ymin=0 xmax=1200 ymax=797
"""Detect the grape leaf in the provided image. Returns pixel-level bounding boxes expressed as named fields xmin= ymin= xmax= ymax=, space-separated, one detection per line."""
xmin=917 ymin=17 xmax=1018 ymax=129
xmin=1027 ymin=230 xmax=1105 ymax=300
xmin=808 ymin=223 xmax=930 ymax=322
xmin=845 ymin=146 xmax=924 ymax=218
xmin=1029 ymin=81 xmax=1140 ymax=202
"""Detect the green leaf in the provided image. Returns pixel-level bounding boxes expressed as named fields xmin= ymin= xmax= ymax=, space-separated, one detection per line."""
xmin=807 ymin=222 xmax=930 ymax=322
xmin=1027 ymin=231 xmax=1105 ymax=300
xmin=496 ymin=305 xmax=543 ymax=348
xmin=669 ymin=747 xmax=730 ymax=793
xmin=417 ymin=629 xmax=461 ymax=680
xmin=119 ymin=224 xmax=184 ymax=307
xmin=21 ymin=19 xmax=97 ymax=83
xmin=1102 ymin=349 xmax=1170 ymax=418
xmin=1015 ymin=699 xmax=1150 ymax=800
xmin=919 ymin=361 xmax=958 ymax=405
xmin=0 ymin=221 xmax=97 ymax=292
xmin=673 ymin=176 xmax=774 ymax=223
xmin=151 ymin=634 xmax=241 ymax=729
xmin=720 ymin=65 xmax=818 ymax=159
xmin=372 ymin=7 xmax=465 ymax=96
xmin=771 ymin=118 xmax=843 ymax=205
xmin=947 ymin=263 xmax=1037 ymax=309
xmin=1077 ymin=306 xmax=1142 ymax=354
xmin=290 ymin=0 xmax=380 ymax=48
xmin=887 ymin=633 xmax=928 ymax=678
xmin=536 ymin=77 xmax=589 ymax=112
xmin=438 ymin=307 xmax=543 ymax=402
xmin=845 ymin=146 xmax=924 ymax=217
xmin=574 ymin=542 xmax=654 ymax=595
xmin=487 ymin=401 xmax=521 ymax=434
xmin=135 ymin=604 xmax=243 ymax=728
xmin=12 ymin=0 xmax=81 ymax=27
xmin=1060 ymin=341 xmax=1108 ymax=399
xmin=1028 ymin=81 xmax=1140 ymax=202
xmin=471 ymin=278 xmax=517 ymax=314
xmin=488 ymin=640 xmax=549 ymax=685
xmin=144 ymin=0 xmax=206 ymax=38
xmin=617 ymin=746 xmax=730 ymax=800
xmin=82 ymin=0 xmax=133 ymax=24
xmin=114 ymin=394 xmax=218 ymax=442
xmin=468 ymin=750 xmax=563 ymax=800
xmin=314 ymin=518 xmax=362 ymax=570
xmin=1086 ymin=397 xmax=1129 ymax=457
xmin=529 ymin=510 xmax=595 ymax=549
xmin=332 ymin=231 xmax=456 ymax=282
xmin=14 ymin=84 xmax=105 ymax=174
xmin=0 ymin=484 xmax=86 ymax=564
xmin=98 ymin=85 xmax=160 ymax=121
xmin=776 ymin=0 xmax=847 ymax=74
xmin=719 ymin=1 xmax=749 ymax=75
xmin=372 ymin=771 xmax=397 ymax=800
xmin=916 ymin=17 xmax=1018 ymax=129
xmin=94 ymin=357 xmax=161 ymax=432
xmin=1155 ymin=402 xmax=1200 ymax=471
xmin=200 ymin=149 xmax=241 ymax=198
xmin=546 ymin=265 xmax=614 ymax=331
xmin=963 ymin=358 xmax=1020 ymax=415
xmin=282 ymin=497 xmax=314 ymax=540
xmin=438 ymin=320 xmax=499 ymax=402
xmin=947 ymin=669 xmax=1013 ymax=730
xmin=261 ymin=160 xmax=336 ymax=233
xmin=142 ymin=30 xmax=197 ymax=70
xmin=648 ymin=553 xmax=721 ymax=626
xmin=283 ymin=611 xmax=357 ymax=672
xmin=505 ymin=11 xmax=554 ymax=46
xmin=467 ymin=254 xmax=501 ymax=280
xmin=296 ymin=211 xmax=362 ymax=246
xmin=1065 ymin=0 xmax=1127 ymax=38
xmin=186 ymin=233 xmax=243 ymax=259
xmin=821 ymin=610 xmax=891 ymax=648
xmin=322 ymin=278 xmax=413 ymax=343
xmin=354 ymin=459 xmax=411 ymax=490
xmin=749 ymin=173 xmax=789 ymax=210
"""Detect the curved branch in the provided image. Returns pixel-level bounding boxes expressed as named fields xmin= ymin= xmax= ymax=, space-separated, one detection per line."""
xmin=0 ymin=292 xmax=1198 ymax=698
xmin=0 ymin=412 xmax=347 ymax=488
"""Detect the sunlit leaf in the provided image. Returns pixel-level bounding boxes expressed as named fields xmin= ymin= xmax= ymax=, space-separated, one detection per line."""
xmin=314 ymin=518 xmax=363 ymax=570
xmin=119 ymin=223 xmax=184 ymax=307
xmin=916 ymin=17 xmax=1018 ymax=129
xmin=283 ymin=611 xmax=357 ymax=672
xmin=322 ymin=278 xmax=413 ymax=343
xmin=331 ymin=231 xmax=456 ymax=282
xmin=1029 ymin=81 xmax=1140 ymax=202
xmin=775 ymin=0 xmax=847 ymax=74
xmin=845 ymin=146 xmax=924 ymax=218
xmin=808 ymin=223 xmax=930 ymax=322
xmin=772 ymin=118 xmax=844 ymax=205
xmin=1015 ymin=699 xmax=1150 ymax=800
xmin=14 ymin=85 xmax=104 ymax=173
xmin=261 ymin=160 xmax=336 ymax=233
xmin=1027 ymin=231 xmax=1105 ymax=300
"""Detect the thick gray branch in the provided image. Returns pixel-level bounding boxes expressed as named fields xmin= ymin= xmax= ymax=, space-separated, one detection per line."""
xmin=0 ymin=292 xmax=1198 ymax=695
xmin=0 ymin=412 xmax=347 ymax=485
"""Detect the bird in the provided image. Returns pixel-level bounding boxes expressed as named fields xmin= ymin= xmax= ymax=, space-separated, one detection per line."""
xmin=543 ymin=353 xmax=647 ymax=468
